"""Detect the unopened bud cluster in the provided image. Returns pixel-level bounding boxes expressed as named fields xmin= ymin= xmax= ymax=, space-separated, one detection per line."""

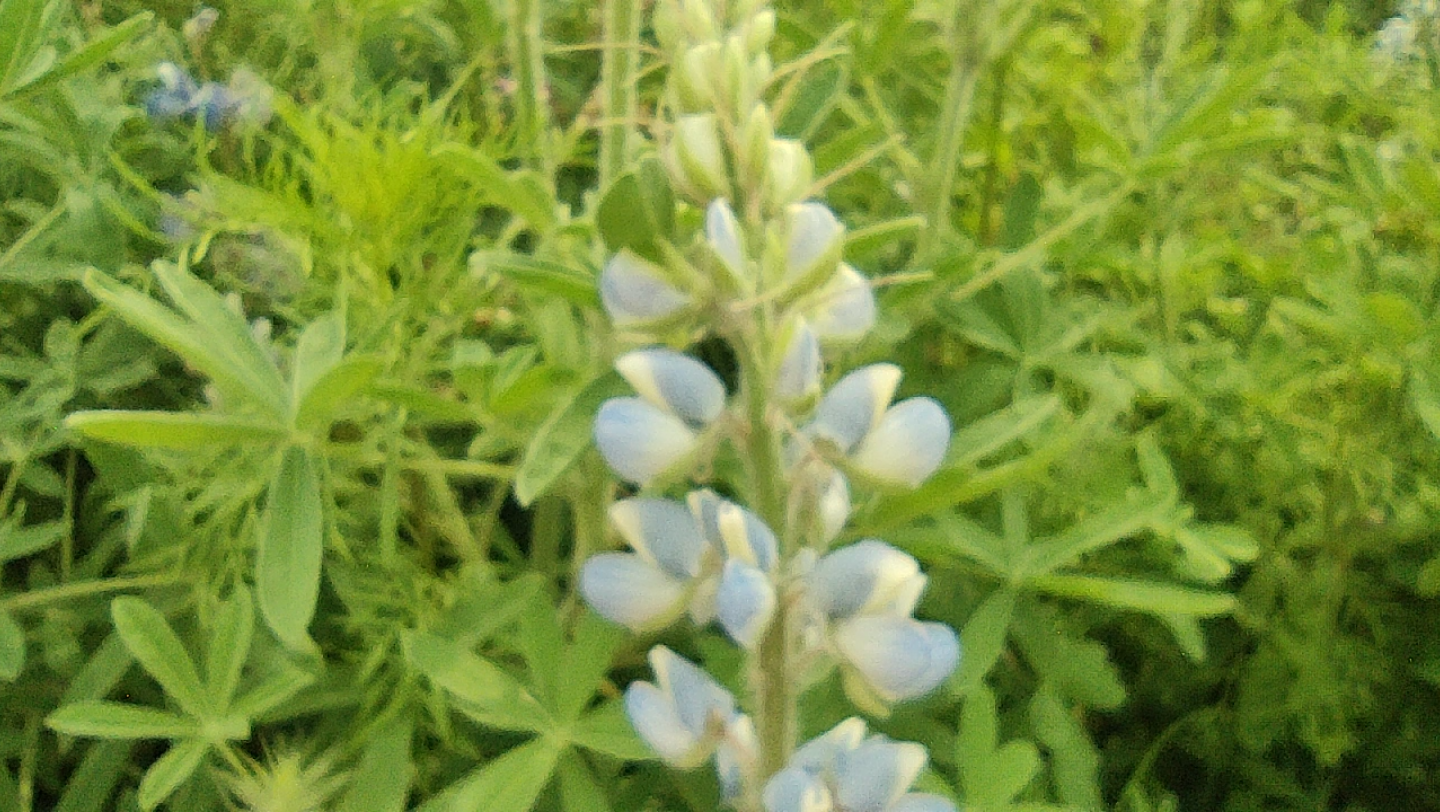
xmin=581 ymin=1 xmax=959 ymax=809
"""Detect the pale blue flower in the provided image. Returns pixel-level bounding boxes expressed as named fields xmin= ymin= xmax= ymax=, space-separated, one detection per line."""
xmin=579 ymin=552 xmax=689 ymax=630
xmin=785 ymin=202 xmax=844 ymax=287
xmin=594 ymin=397 xmax=699 ymax=485
xmin=808 ymin=365 xmax=951 ymax=488
xmin=763 ymin=718 xmax=955 ymax=812
xmin=595 ymin=350 xmax=725 ymax=485
xmin=817 ymin=468 xmax=850 ymax=544
xmin=776 ymin=319 xmax=822 ymax=403
xmin=850 ymin=397 xmax=951 ymax=487
xmin=802 ymin=541 xmax=960 ymax=704
xmin=581 ymin=491 xmax=780 ymax=636
xmin=715 ymin=559 xmax=777 ymax=648
xmin=833 ymin=615 xmax=959 ymax=703
xmin=600 ymin=250 xmax=692 ymax=326
xmin=808 ymin=540 xmax=925 ymax=620
xmin=716 ymin=714 xmax=758 ymax=801
xmin=615 ymin=348 xmax=726 ymax=427
xmin=707 ymin=198 xmax=747 ymax=283
xmin=625 ymin=646 xmax=740 ymax=769
xmin=808 ymin=263 xmax=876 ymax=342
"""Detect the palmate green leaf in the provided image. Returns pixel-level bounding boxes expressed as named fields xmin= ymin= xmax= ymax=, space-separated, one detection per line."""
xmin=290 ymin=313 xmax=345 ymax=406
xmin=1012 ymin=603 xmax=1125 ymax=710
xmin=294 ymin=356 xmax=382 ymax=431
xmin=1017 ymin=490 xmax=1175 ymax=578
xmin=257 ymin=446 xmax=324 ymax=653
xmin=415 ymin=737 xmax=561 ymax=812
xmin=515 ymin=372 xmax=626 ymax=506
xmin=54 ymin=740 xmax=132 ymax=812
xmin=554 ymin=612 xmax=626 ymax=721
xmin=82 ymin=269 xmax=288 ymax=420
xmin=960 ymin=684 xmax=1041 ymax=809
xmin=65 ymin=411 xmax=288 ymax=450
xmin=337 ymin=716 xmax=413 ymax=812
xmin=1029 ymin=574 xmax=1236 ymax=617
xmin=205 ymin=587 xmax=254 ymax=713
xmin=776 ymin=55 xmax=847 ymax=139
xmin=402 ymin=630 xmax=552 ymax=733
xmin=957 ymin=588 xmax=1016 ymax=691
xmin=1029 ymin=684 xmax=1102 ymax=810
xmin=136 ymin=739 xmax=207 ymax=812
xmin=570 ymin=700 xmax=650 ymax=761
xmin=46 ymin=701 xmax=200 ymax=739
xmin=0 ymin=609 xmax=22 ymax=681
xmin=229 ymin=664 xmax=314 ymax=720
xmin=111 ymin=597 xmax=209 ymax=719
xmin=557 ymin=752 xmax=613 ymax=812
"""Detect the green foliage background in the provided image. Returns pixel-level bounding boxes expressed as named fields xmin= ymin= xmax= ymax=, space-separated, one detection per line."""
xmin=1 ymin=0 xmax=1438 ymax=809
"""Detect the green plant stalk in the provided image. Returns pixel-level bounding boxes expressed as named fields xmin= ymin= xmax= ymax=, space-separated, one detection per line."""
xmin=599 ymin=0 xmax=643 ymax=190
xmin=737 ymin=333 xmax=795 ymax=788
xmin=0 ymin=573 xmax=185 ymax=613
xmin=510 ymin=0 xmax=550 ymax=166
xmin=921 ymin=14 xmax=984 ymax=260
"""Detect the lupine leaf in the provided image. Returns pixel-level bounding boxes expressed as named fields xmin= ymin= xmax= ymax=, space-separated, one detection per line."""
xmin=54 ymin=741 xmax=132 ymax=812
xmin=204 ymin=587 xmax=254 ymax=712
xmin=46 ymin=702 xmax=200 ymax=739
xmin=571 ymin=701 xmax=651 ymax=760
xmin=294 ymin=356 xmax=383 ymax=431
xmin=514 ymin=371 xmax=625 ymax=506
xmin=65 ymin=410 xmax=287 ymax=450
xmin=136 ymin=739 xmax=207 ymax=812
xmin=337 ymin=716 xmax=413 ymax=812
xmin=111 ymin=597 xmax=209 ymax=719
xmin=957 ymin=588 xmax=1015 ymax=690
xmin=402 ymin=630 xmax=551 ymax=733
xmin=557 ymin=752 xmax=614 ymax=812
xmin=0 ymin=610 xmax=22 ymax=681
xmin=1029 ymin=574 xmax=1236 ymax=617
xmin=1030 ymin=684 xmax=1102 ymax=809
xmin=257 ymin=445 xmax=324 ymax=652
xmin=415 ymin=737 xmax=561 ymax=812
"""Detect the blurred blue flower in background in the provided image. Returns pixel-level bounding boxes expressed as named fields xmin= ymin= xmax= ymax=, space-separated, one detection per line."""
xmin=763 ymin=718 xmax=956 ymax=812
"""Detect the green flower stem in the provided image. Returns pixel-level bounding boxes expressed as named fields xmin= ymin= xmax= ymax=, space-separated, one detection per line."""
xmin=920 ymin=12 xmax=985 ymax=260
xmin=509 ymin=0 xmax=550 ymax=167
xmin=599 ymin=0 xmax=643 ymax=190
xmin=737 ymin=332 xmax=797 ymax=787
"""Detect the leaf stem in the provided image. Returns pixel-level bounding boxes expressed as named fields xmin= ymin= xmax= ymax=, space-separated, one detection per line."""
xmin=1 ymin=573 xmax=186 ymax=613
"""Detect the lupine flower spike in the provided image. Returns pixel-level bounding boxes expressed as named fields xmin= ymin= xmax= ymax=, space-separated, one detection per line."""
xmin=578 ymin=0 xmax=961 ymax=807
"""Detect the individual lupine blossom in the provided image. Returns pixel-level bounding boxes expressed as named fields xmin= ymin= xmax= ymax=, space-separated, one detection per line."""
xmin=579 ymin=488 xmax=778 ymax=645
xmin=799 ymin=540 xmax=960 ymax=707
xmin=763 ymin=718 xmax=955 ymax=812
xmin=625 ymin=646 xmax=757 ymax=772
xmin=593 ymin=348 xmax=725 ymax=486
xmin=145 ymin=62 xmax=274 ymax=130
xmin=804 ymin=364 xmax=952 ymax=488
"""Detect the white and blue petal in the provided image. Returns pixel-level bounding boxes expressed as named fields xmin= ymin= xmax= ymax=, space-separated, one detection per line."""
xmin=818 ymin=469 xmax=851 ymax=544
xmin=810 ymin=364 xmax=902 ymax=452
xmin=763 ymin=766 xmax=832 ymax=812
xmin=707 ymin=198 xmax=747 ymax=282
xmin=850 ymin=398 xmax=951 ymax=488
xmin=785 ymin=202 xmax=844 ymax=285
xmin=580 ymin=553 xmax=687 ymax=630
xmin=834 ymin=616 xmax=960 ymax=703
xmin=716 ymin=714 xmax=757 ymax=802
xmin=775 ymin=319 xmax=822 ymax=403
xmin=625 ymin=680 xmax=703 ymax=766
xmin=808 ymin=540 xmax=925 ymax=620
xmin=594 ymin=397 xmax=698 ymax=485
xmin=716 ymin=502 xmax=779 ymax=571
xmin=600 ymin=250 xmax=692 ymax=325
xmin=715 ymin=560 xmax=777 ymax=648
xmin=651 ymin=645 xmax=737 ymax=739
xmin=609 ymin=497 xmax=708 ymax=579
xmin=834 ymin=738 xmax=928 ymax=812
xmin=790 ymin=717 xmax=867 ymax=772
xmin=890 ymin=794 xmax=958 ymax=812
xmin=809 ymin=264 xmax=876 ymax=342
xmin=616 ymin=348 xmax=726 ymax=426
